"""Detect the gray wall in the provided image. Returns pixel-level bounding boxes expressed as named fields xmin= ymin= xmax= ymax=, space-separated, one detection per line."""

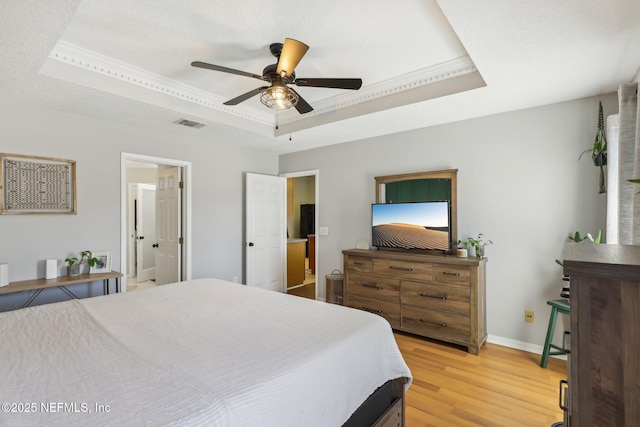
xmin=0 ymin=100 xmax=279 ymax=310
xmin=279 ymin=94 xmax=617 ymax=348
xmin=0 ymin=93 xmax=617 ymax=348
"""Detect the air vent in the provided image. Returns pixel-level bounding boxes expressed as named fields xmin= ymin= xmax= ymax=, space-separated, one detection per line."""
xmin=174 ymin=118 xmax=205 ymax=129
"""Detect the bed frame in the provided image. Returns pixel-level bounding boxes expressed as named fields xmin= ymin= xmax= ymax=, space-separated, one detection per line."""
xmin=343 ymin=377 xmax=407 ymax=427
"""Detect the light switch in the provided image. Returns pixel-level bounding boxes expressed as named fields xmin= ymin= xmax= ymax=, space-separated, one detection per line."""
xmin=319 ymin=227 xmax=329 ymax=235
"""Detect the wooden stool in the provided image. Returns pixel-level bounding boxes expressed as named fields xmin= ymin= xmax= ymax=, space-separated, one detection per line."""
xmin=540 ymin=299 xmax=570 ymax=368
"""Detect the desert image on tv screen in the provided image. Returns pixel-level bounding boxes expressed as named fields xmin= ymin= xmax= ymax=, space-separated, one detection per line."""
xmin=372 ymin=202 xmax=449 ymax=251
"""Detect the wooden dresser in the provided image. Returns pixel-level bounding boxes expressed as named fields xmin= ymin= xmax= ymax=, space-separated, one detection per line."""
xmin=342 ymin=249 xmax=487 ymax=354
xmin=563 ymin=243 xmax=640 ymax=426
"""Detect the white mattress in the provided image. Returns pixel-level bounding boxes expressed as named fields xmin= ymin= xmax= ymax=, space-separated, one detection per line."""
xmin=0 ymin=278 xmax=411 ymax=426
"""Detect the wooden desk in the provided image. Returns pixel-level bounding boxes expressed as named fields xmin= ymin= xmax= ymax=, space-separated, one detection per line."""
xmin=0 ymin=271 xmax=122 ymax=308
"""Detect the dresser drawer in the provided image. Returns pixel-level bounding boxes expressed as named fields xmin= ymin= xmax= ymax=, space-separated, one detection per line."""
xmin=401 ymin=281 xmax=470 ymax=316
xmin=373 ymin=258 xmax=433 ymax=281
xmin=346 ymin=256 xmax=373 ymax=273
xmin=347 ymin=295 xmax=401 ymax=328
xmin=402 ymin=305 xmax=470 ymax=341
xmin=434 ymin=264 xmax=471 ymax=286
xmin=347 ymin=273 xmax=399 ymax=303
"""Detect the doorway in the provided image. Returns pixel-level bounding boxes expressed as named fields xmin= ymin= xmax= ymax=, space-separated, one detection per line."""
xmin=120 ymin=153 xmax=192 ymax=292
xmin=132 ymin=182 xmax=157 ymax=285
xmin=281 ymin=170 xmax=319 ymax=300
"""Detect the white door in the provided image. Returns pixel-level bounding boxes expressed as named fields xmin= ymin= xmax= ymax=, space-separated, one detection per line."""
xmin=245 ymin=173 xmax=286 ymax=291
xmin=136 ymin=184 xmax=157 ymax=282
xmin=156 ymin=165 xmax=181 ymax=285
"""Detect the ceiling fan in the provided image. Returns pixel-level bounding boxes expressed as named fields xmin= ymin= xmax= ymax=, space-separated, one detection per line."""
xmin=191 ymin=38 xmax=362 ymax=114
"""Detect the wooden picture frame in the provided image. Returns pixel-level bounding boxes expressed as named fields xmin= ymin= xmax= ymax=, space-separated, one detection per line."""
xmin=375 ymin=169 xmax=458 ymax=248
xmin=90 ymin=251 xmax=112 ymax=274
xmin=0 ymin=153 xmax=77 ymax=214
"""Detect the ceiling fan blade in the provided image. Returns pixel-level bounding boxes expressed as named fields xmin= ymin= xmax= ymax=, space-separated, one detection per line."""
xmin=294 ymin=78 xmax=362 ymax=90
xmin=276 ymin=38 xmax=309 ymax=78
xmin=289 ymin=88 xmax=313 ymax=114
xmin=223 ymin=86 xmax=269 ymax=105
xmin=191 ymin=61 xmax=265 ymax=81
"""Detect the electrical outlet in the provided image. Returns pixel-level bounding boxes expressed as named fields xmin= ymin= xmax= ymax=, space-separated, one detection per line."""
xmin=232 ymin=276 xmax=238 ymax=283
xmin=525 ymin=310 xmax=535 ymax=323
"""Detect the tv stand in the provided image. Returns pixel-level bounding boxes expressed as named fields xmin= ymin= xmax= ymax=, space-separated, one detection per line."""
xmin=342 ymin=249 xmax=487 ymax=354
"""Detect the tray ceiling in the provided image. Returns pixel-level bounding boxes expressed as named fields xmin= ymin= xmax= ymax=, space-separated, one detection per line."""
xmin=3 ymin=0 xmax=640 ymax=153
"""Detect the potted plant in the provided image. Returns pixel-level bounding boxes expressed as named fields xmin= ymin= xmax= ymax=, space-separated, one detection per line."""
xmin=458 ymin=233 xmax=493 ymax=259
xmin=555 ymin=230 xmax=602 ymax=266
xmin=65 ymin=250 xmax=100 ymax=276
xmin=579 ymin=101 xmax=607 ymax=193
xmin=555 ymin=230 xmax=602 ymax=298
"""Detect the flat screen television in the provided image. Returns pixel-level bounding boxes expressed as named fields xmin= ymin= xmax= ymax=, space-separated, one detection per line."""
xmin=371 ymin=201 xmax=451 ymax=252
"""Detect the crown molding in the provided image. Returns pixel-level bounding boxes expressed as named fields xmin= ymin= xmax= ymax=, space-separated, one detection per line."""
xmin=47 ymin=41 xmax=274 ymax=127
xmin=45 ymin=41 xmax=480 ymax=135
xmin=277 ymin=56 xmax=479 ymax=125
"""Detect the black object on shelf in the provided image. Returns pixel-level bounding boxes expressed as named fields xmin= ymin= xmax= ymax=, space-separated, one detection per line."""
xmin=299 ymin=204 xmax=315 ymax=255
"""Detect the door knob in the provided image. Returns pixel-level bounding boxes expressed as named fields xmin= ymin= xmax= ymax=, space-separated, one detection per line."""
xmin=152 ymin=243 xmax=159 ymax=248
xmin=137 ymin=236 xmax=145 ymax=240
xmin=248 ymin=242 xmax=254 ymax=247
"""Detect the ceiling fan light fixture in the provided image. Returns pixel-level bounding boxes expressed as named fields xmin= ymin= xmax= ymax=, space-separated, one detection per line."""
xmin=260 ymin=83 xmax=299 ymax=110
xmin=192 ymin=37 xmax=362 ymax=114
xmin=276 ymin=38 xmax=309 ymax=78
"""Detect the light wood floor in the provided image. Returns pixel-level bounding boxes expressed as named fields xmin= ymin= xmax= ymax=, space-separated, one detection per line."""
xmin=395 ymin=332 xmax=567 ymax=426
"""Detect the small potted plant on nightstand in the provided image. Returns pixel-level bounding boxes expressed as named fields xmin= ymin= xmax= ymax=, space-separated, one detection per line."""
xmin=65 ymin=250 xmax=100 ymax=276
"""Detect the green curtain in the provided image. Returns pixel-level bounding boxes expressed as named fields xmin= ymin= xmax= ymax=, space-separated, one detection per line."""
xmin=385 ymin=179 xmax=451 ymax=203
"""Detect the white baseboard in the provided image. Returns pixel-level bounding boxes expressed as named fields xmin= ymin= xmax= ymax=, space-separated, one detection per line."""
xmin=487 ymin=334 xmax=542 ymax=354
xmin=487 ymin=334 xmax=567 ymax=360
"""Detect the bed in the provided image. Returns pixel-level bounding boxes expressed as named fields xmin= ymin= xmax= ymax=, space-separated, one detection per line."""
xmin=0 ymin=278 xmax=411 ymax=426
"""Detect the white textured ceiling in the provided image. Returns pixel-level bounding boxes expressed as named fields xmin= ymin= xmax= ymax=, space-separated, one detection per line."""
xmin=2 ymin=1 xmax=640 ymax=154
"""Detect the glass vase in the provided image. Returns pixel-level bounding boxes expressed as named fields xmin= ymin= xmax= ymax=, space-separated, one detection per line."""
xmin=68 ymin=264 xmax=80 ymax=276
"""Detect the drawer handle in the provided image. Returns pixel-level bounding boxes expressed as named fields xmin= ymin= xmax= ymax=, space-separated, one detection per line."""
xmin=362 ymin=283 xmax=383 ymax=290
xmin=419 ymin=293 xmax=447 ymax=300
xmin=420 ymin=319 xmax=447 ymax=327
xmin=562 ymin=331 xmax=571 ymax=354
xmin=559 ymin=379 xmax=569 ymax=411
xmin=389 ymin=266 xmax=413 ymax=271
xmin=442 ymin=272 xmax=461 ymax=276
xmin=353 ymin=261 xmax=366 ymax=266
xmin=362 ymin=306 xmax=383 ymax=314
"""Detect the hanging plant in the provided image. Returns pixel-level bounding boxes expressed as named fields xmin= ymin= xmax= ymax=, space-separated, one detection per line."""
xmin=579 ymin=101 xmax=607 ymax=193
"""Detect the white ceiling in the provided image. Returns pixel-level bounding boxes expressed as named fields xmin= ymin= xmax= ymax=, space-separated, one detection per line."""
xmin=2 ymin=1 xmax=640 ymax=154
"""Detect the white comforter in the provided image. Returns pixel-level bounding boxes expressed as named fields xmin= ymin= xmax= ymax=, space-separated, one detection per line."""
xmin=0 ymin=278 xmax=411 ymax=426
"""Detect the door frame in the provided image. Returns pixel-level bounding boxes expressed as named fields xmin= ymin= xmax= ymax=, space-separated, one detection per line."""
xmin=280 ymin=169 xmax=319 ymax=300
xmin=120 ymin=152 xmax=192 ymax=291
